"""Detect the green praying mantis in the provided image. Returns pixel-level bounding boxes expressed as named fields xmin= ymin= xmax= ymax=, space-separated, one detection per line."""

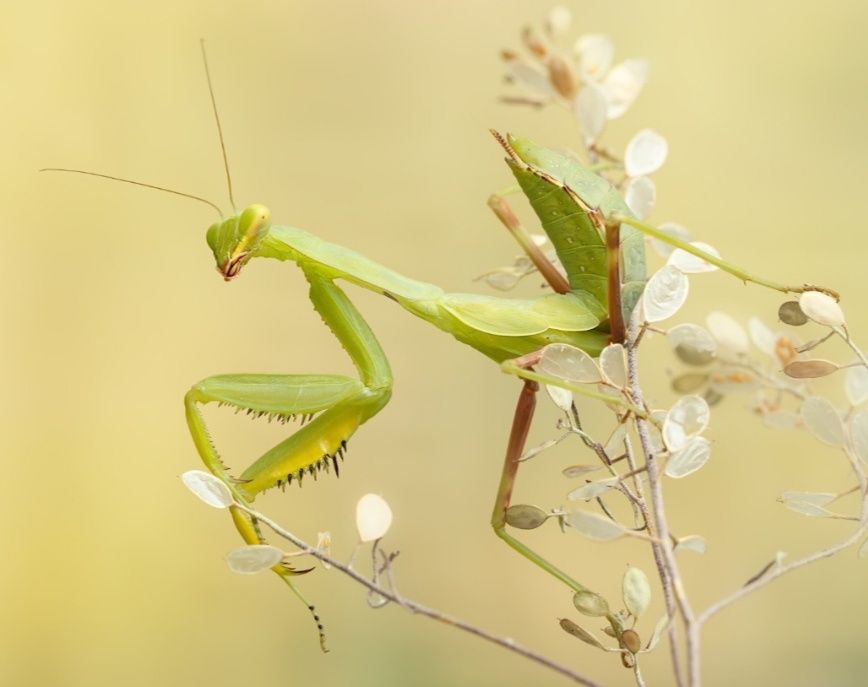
xmin=43 ymin=43 xmax=831 ymax=649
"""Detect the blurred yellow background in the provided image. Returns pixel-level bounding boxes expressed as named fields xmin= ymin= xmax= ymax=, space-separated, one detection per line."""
xmin=3 ymin=1 xmax=868 ymax=685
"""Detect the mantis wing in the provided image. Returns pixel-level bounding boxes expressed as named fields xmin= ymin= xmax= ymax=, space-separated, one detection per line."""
xmin=505 ymin=136 xmax=647 ymax=322
xmin=441 ymin=291 xmax=604 ymax=336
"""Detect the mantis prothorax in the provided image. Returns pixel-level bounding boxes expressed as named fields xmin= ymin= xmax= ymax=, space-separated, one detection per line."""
xmin=44 ymin=44 xmax=833 ymax=650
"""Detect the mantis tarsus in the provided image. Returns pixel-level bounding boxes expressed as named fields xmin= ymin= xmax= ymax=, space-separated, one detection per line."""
xmin=44 ymin=44 xmax=831 ymax=651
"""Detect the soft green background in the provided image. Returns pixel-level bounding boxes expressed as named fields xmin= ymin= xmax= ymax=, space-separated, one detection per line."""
xmin=3 ymin=1 xmax=868 ymax=685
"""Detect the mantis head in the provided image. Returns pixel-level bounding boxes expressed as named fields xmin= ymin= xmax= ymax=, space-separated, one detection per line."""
xmin=206 ymin=203 xmax=272 ymax=280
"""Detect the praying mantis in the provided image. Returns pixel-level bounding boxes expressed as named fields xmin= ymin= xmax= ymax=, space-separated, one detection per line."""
xmin=43 ymin=43 xmax=831 ymax=649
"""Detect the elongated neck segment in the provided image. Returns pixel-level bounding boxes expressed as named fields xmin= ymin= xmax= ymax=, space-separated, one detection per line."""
xmin=255 ymin=225 xmax=445 ymax=302
xmin=254 ymin=225 xmax=610 ymax=361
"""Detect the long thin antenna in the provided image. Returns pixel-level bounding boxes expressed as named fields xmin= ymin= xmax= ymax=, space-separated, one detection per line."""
xmin=39 ymin=168 xmax=224 ymax=218
xmin=200 ymin=39 xmax=237 ymax=214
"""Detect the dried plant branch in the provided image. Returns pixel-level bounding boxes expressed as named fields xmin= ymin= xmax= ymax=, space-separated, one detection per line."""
xmin=623 ymin=433 xmax=685 ymax=687
xmin=232 ymin=503 xmax=605 ymax=687
xmin=626 ymin=313 xmax=698 ymax=686
xmin=697 ymin=445 xmax=868 ymax=627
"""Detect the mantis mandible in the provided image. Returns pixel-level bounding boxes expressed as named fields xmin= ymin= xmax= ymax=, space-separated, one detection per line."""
xmin=43 ymin=43 xmax=830 ymax=650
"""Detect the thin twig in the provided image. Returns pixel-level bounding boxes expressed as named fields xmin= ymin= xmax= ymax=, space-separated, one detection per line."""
xmin=698 ymin=445 xmax=868 ymax=626
xmin=233 ymin=503 xmax=605 ymax=687
xmin=626 ymin=314 xmax=698 ymax=686
xmin=697 ymin=323 xmax=868 ymax=627
xmin=623 ymin=435 xmax=685 ymax=687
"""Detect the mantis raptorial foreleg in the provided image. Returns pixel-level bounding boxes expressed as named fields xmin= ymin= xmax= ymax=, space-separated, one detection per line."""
xmin=185 ymin=271 xmax=393 ymax=565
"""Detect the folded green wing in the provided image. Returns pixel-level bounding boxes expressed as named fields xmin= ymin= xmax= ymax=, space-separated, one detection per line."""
xmin=505 ymin=135 xmax=647 ymax=321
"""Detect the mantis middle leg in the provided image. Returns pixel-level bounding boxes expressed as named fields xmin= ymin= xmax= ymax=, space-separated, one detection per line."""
xmin=490 ymin=376 xmax=590 ymax=595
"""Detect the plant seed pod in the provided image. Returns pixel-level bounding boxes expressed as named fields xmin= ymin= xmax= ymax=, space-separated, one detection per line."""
xmin=798 ymin=290 xmax=844 ymax=327
xmin=505 ymin=504 xmax=549 ymax=529
xmin=779 ymin=300 xmax=808 ymax=326
xmin=783 ymin=359 xmax=839 ymax=379
xmin=522 ymin=26 xmax=548 ymax=58
xmin=621 ymin=629 xmax=642 ymax=654
xmin=547 ymin=54 xmax=577 ymax=99
xmin=573 ymin=590 xmax=610 ymax=617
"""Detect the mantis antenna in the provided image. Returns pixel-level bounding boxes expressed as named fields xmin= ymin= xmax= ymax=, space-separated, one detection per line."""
xmin=38 ymin=167 xmax=225 ymax=218
xmin=41 ymin=41 xmax=242 ymax=221
xmin=199 ymin=39 xmax=237 ymax=214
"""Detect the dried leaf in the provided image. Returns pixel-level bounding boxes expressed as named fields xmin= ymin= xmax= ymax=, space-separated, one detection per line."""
xmin=671 ymin=372 xmax=708 ymax=394
xmin=799 ymin=290 xmax=844 ymax=328
xmin=706 ymin=312 xmax=749 ymax=354
xmin=643 ymin=265 xmax=689 ymax=323
xmin=356 ymin=493 xmax=393 ymax=542
xmin=181 ymin=470 xmax=234 ymax=509
xmin=574 ymin=34 xmax=614 ymax=82
xmin=624 ymin=128 xmax=668 ymax=177
xmin=782 ymin=500 xmax=834 ymax=518
xmin=665 ymin=436 xmax=712 ymax=478
xmin=506 ymin=60 xmax=555 ymax=98
xmin=674 ymin=535 xmax=707 ymax=554
xmin=559 ymin=618 xmax=607 ymax=650
xmin=643 ymin=615 xmax=672 ymax=652
xmin=225 ymin=545 xmax=284 ymax=574
xmin=601 ymin=59 xmax=648 ymax=119
xmin=708 ymin=367 xmax=759 ymax=394
xmin=574 ymin=84 xmax=608 ymax=144
xmin=624 ymin=175 xmax=656 ymax=219
xmin=562 ymin=464 xmax=603 ymax=478
xmin=800 ymin=397 xmax=845 ymax=448
xmin=521 ymin=438 xmax=560 ymax=461
xmin=568 ymin=510 xmax=625 ymax=541
xmin=646 ymin=410 xmax=668 ymax=453
xmin=573 ymin=590 xmax=610 ymax=617
xmin=546 ymin=384 xmax=574 ymax=411
xmin=783 ymin=359 xmax=839 ymax=379
xmin=748 ymin=317 xmax=777 ymax=356
xmin=538 ymin=343 xmax=601 ymax=384
xmin=668 ymin=323 xmax=717 ymax=366
xmin=780 ymin=491 xmax=836 ymax=507
xmin=622 ymin=566 xmax=651 ymax=618
xmin=845 ymin=366 xmax=868 ymax=406
xmin=662 ymin=395 xmax=710 ymax=452
xmin=604 ymin=424 xmax=627 ymax=456
xmin=481 ymin=269 xmax=522 ymax=291
xmin=600 ymin=343 xmax=627 ymax=387
xmin=848 ymin=409 xmax=868 ymax=463
xmin=568 ymin=477 xmax=619 ymax=501
xmin=505 ymin=504 xmax=549 ymax=530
